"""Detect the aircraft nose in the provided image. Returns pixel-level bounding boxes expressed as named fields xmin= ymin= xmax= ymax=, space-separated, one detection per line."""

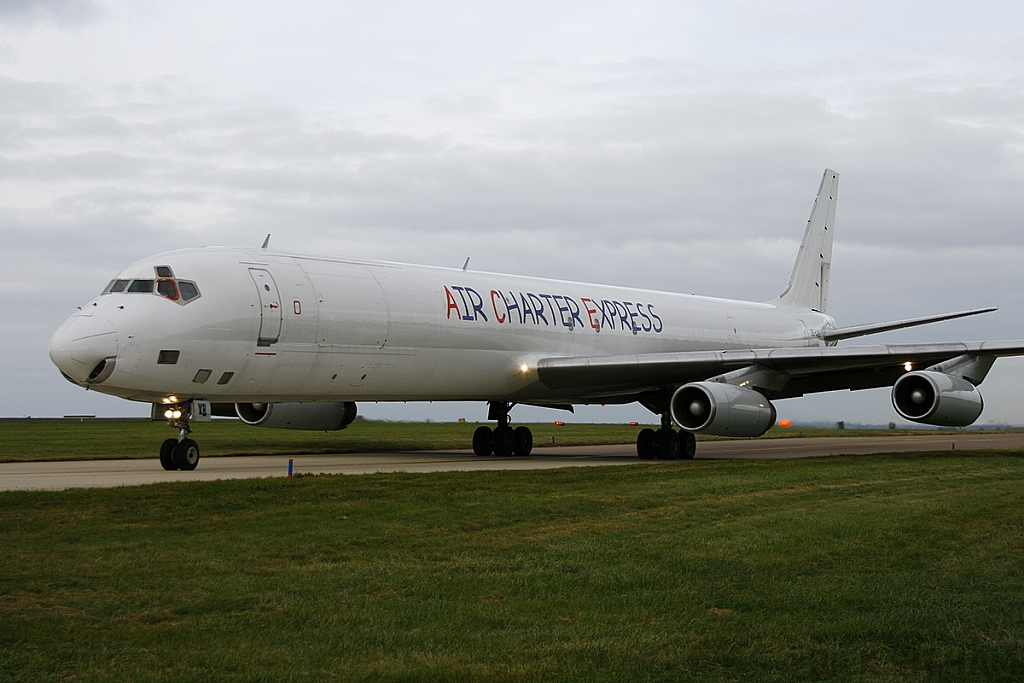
xmin=49 ymin=315 xmax=119 ymax=385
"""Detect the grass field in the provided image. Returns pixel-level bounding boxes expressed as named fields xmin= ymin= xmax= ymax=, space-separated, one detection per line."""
xmin=0 ymin=418 xmax=983 ymax=463
xmin=3 ymin=451 xmax=1024 ymax=681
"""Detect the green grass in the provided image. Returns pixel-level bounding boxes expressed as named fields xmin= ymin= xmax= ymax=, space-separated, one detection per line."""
xmin=3 ymin=452 xmax=1024 ymax=681
xmin=0 ymin=419 xmax=649 ymax=463
xmin=0 ymin=419 xmax=990 ymax=463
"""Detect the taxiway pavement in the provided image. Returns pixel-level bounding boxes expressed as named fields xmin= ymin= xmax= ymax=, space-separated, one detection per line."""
xmin=2 ymin=432 xmax=1022 ymax=491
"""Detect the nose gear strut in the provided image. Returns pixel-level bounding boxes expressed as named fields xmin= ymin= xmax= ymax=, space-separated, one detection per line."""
xmin=158 ymin=401 xmax=201 ymax=471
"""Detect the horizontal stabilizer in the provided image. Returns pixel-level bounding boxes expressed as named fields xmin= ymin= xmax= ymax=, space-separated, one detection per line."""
xmin=822 ymin=307 xmax=997 ymax=342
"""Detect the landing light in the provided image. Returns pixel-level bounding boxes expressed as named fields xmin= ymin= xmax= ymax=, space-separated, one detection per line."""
xmin=520 ymin=364 xmax=529 ymax=373
xmin=904 ymin=362 xmax=913 ymax=372
xmin=164 ymin=409 xmax=182 ymax=420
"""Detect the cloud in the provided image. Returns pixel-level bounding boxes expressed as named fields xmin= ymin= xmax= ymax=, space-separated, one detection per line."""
xmin=3 ymin=69 xmax=1021 ymax=272
xmin=0 ymin=0 xmax=102 ymax=26
xmin=2 ymin=3 xmax=1023 ymax=421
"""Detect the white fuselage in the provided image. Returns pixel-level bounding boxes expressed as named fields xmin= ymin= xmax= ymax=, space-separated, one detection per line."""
xmin=51 ymin=246 xmax=834 ymax=405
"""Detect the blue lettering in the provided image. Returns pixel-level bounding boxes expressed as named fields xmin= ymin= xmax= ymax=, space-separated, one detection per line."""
xmin=528 ymin=293 xmax=548 ymax=325
xmin=520 ymin=292 xmax=536 ymax=324
xmin=553 ymin=295 xmax=572 ymax=327
xmin=566 ymin=297 xmax=584 ymax=329
xmin=538 ymin=294 xmax=557 ymax=324
xmin=600 ymin=300 xmax=616 ymax=330
xmin=451 ymin=286 xmax=474 ymax=321
xmin=503 ymin=291 xmax=521 ymax=324
xmin=637 ymin=302 xmax=652 ymax=332
xmin=648 ymin=304 xmax=663 ymax=333
xmin=624 ymin=301 xmax=639 ymax=332
xmin=614 ymin=301 xmax=630 ymax=329
xmin=466 ymin=287 xmax=488 ymax=322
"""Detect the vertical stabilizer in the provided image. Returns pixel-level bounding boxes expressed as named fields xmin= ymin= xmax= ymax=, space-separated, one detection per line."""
xmin=774 ymin=169 xmax=839 ymax=312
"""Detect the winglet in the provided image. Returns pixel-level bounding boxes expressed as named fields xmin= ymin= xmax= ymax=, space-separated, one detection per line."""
xmin=261 ymin=234 xmax=271 ymax=249
xmin=773 ymin=169 xmax=839 ymax=312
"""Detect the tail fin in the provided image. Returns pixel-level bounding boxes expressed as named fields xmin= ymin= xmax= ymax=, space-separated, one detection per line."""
xmin=773 ymin=169 xmax=839 ymax=312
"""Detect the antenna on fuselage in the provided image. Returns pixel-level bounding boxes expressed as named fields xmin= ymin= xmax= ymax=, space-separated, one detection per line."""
xmin=261 ymin=234 xmax=271 ymax=249
xmin=462 ymin=257 xmax=470 ymax=271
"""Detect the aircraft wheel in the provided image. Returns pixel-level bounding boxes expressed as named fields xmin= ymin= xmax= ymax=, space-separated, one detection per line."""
xmin=159 ymin=438 xmax=179 ymax=471
xmin=174 ymin=438 xmax=201 ymax=471
xmin=680 ymin=431 xmax=697 ymax=460
xmin=513 ymin=426 xmax=533 ymax=457
xmin=472 ymin=426 xmax=493 ymax=456
xmin=656 ymin=428 xmax=679 ymax=460
xmin=636 ymin=428 xmax=656 ymax=459
xmin=492 ymin=426 xmax=515 ymax=457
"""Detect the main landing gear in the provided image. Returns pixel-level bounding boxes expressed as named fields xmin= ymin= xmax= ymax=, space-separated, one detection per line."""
xmin=158 ymin=403 xmax=201 ymax=471
xmin=636 ymin=414 xmax=696 ymax=461
xmin=472 ymin=402 xmax=533 ymax=457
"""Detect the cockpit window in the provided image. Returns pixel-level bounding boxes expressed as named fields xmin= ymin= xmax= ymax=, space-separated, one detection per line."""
xmin=127 ymin=279 xmax=155 ymax=293
xmin=157 ymin=279 xmax=179 ymax=300
xmin=104 ymin=279 xmax=130 ymax=294
xmin=178 ymin=281 xmax=200 ymax=302
xmin=100 ymin=271 xmax=200 ymax=304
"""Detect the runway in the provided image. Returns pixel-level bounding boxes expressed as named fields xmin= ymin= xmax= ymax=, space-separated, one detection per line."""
xmin=2 ymin=432 xmax=1022 ymax=491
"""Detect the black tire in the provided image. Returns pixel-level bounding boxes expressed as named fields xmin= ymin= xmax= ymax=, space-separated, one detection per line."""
xmin=174 ymin=438 xmax=200 ymax=471
xmin=513 ymin=426 xmax=533 ymax=457
xmin=656 ymin=428 xmax=679 ymax=460
xmin=680 ymin=431 xmax=697 ymax=460
xmin=636 ymin=428 xmax=656 ymax=459
xmin=159 ymin=438 xmax=179 ymax=471
xmin=492 ymin=426 xmax=515 ymax=457
xmin=473 ymin=426 xmax=493 ymax=456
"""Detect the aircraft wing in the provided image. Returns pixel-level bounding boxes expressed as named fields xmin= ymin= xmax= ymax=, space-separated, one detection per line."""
xmin=536 ymin=341 xmax=1024 ymax=401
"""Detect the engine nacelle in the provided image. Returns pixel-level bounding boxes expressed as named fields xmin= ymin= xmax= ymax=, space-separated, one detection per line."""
xmin=670 ymin=382 xmax=777 ymax=437
xmin=234 ymin=402 xmax=358 ymax=430
xmin=892 ymin=371 xmax=983 ymax=427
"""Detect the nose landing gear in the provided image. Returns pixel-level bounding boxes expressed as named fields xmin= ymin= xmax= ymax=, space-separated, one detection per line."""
xmin=158 ymin=403 xmax=201 ymax=471
xmin=472 ymin=402 xmax=534 ymax=457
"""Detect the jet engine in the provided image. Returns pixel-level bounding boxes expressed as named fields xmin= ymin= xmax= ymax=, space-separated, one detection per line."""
xmin=670 ymin=382 xmax=777 ymax=437
xmin=891 ymin=371 xmax=983 ymax=427
xmin=234 ymin=402 xmax=358 ymax=430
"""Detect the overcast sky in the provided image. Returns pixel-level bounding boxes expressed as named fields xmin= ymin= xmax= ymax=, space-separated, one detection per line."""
xmin=2 ymin=0 xmax=1023 ymax=425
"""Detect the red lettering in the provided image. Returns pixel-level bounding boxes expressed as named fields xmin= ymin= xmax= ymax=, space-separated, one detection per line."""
xmin=490 ymin=290 xmax=506 ymax=323
xmin=444 ymin=286 xmax=461 ymax=319
xmin=581 ymin=297 xmax=600 ymax=329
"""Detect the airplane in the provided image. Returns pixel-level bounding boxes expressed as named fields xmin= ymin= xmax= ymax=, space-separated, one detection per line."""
xmin=49 ymin=169 xmax=1024 ymax=470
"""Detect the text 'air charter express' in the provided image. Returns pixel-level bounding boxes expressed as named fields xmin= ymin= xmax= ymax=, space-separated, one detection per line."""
xmin=445 ymin=286 xmax=663 ymax=334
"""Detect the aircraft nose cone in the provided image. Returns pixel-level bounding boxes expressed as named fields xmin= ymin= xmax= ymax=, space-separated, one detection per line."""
xmin=49 ymin=315 xmax=119 ymax=384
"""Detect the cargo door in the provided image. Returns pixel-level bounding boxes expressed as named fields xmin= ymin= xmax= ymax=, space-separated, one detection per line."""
xmin=249 ymin=268 xmax=283 ymax=345
xmin=299 ymin=262 xmax=388 ymax=349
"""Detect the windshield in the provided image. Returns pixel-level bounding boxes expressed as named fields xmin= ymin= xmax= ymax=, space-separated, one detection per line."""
xmin=101 ymin=269 xmax=201 ymax=305
xmin=127 ymin=279 xmax=155 ymax=293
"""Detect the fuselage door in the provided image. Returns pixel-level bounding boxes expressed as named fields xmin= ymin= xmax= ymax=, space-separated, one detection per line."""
xmin=249 ymin=268 xmax=282 ymax=345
